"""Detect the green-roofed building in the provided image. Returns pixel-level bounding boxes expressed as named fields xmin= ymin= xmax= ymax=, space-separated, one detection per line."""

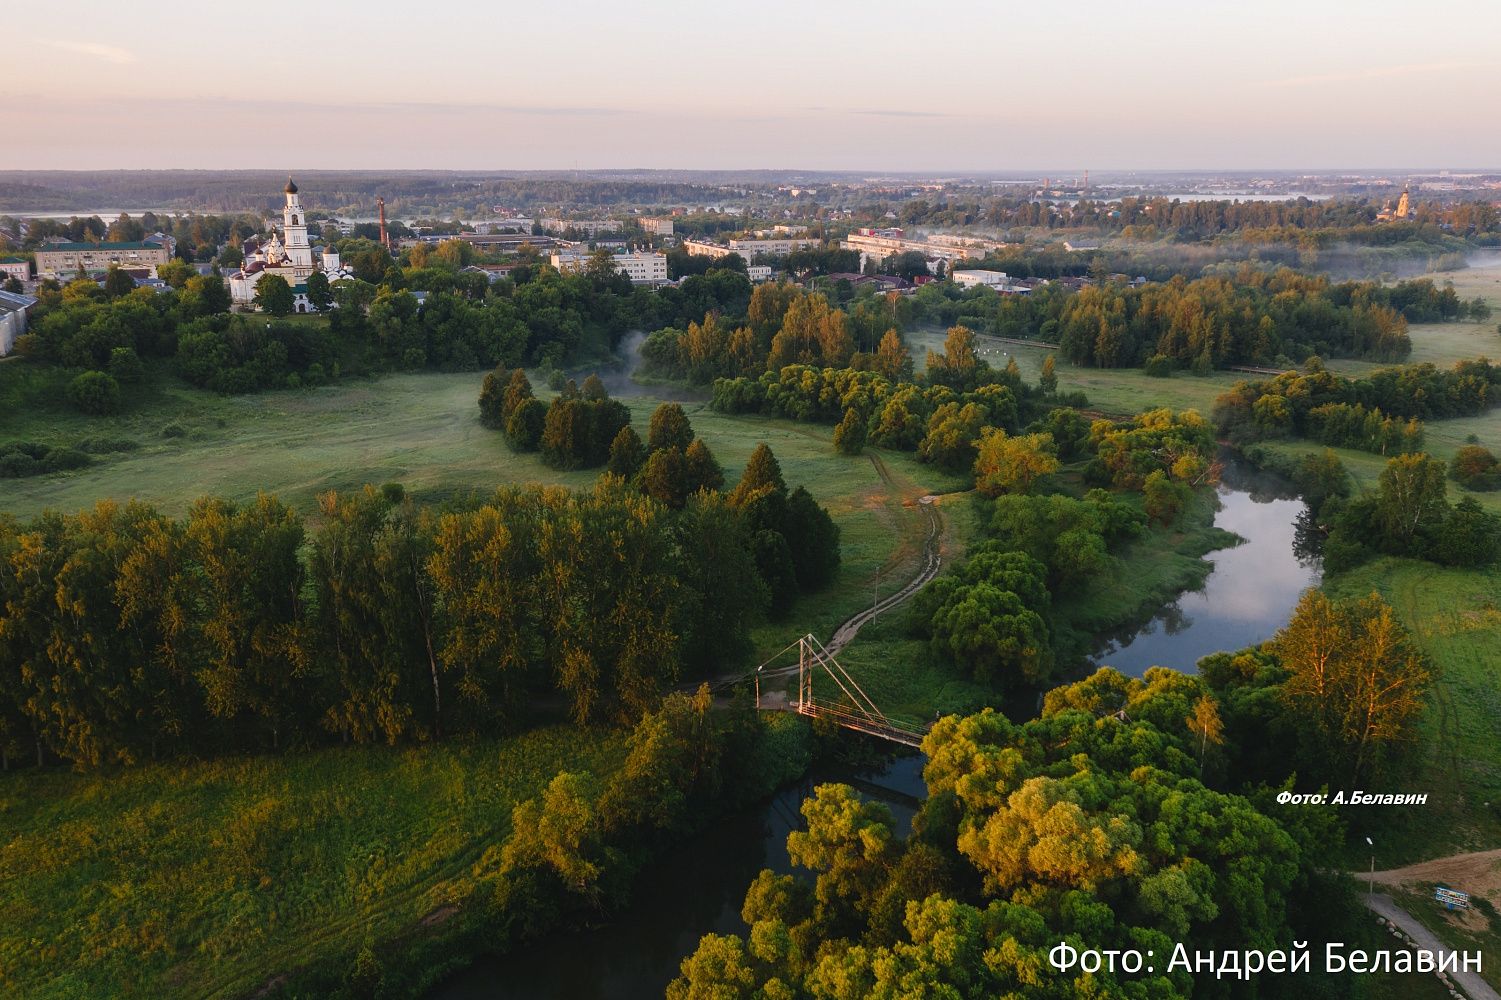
xmin=35 ymin=240 xmax=171 ymax=278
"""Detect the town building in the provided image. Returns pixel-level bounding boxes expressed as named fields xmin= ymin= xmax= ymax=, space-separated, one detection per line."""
xmin=0 ymin=290 xmax=38 ymax=356
xmin=228 ymin=179 xmax=354 ymax=312
xmin=462 ymin=263 xmax=522 ymax=283
xmin=639 ymin=217 xmax=675 ymax=236
xmin=746 ymin=265 xmax=773 ymax=282
xmin=728 ymin=236 xmax=818 ymax=257
xmin=841 ymin=228 xmax=1007 ymax=271
xmin=952 ymin=269 xmax=1030 ymax=293
xmin=0 ymin=257 xmax=31 ymax=283
xmin=34 ymin=239 xmax=172 ymax=278
xmin=683 ymin=237 xmax=819 ymax=261
xmin=442 ymin=232 xmax=571 ymax=253
xmin=549 ymin=248 xmax=669 ymax=286
xmin=818 ymin=272 xmax=911 ymax=293
xmin=541 ymin=218 xmax=620 ymax=237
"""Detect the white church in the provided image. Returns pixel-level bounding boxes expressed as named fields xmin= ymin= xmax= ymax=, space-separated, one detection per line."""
xmin=229 ymin=178 xmax=354 ymax=312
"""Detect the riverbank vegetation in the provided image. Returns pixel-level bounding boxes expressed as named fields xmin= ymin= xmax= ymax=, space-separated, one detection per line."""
xmin=670 ymin=589 xmax=1436 ymax=998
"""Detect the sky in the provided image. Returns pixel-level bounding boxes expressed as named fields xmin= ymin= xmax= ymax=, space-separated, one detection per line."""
xmin=5 ymin=0 xmax=1500 ymax=171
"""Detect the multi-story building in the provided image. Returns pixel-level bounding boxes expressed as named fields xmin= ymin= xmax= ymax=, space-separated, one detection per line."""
xmin=617 ymin=251 xmax=669 ymax=285
xmin=445 ymin=232 xmax=571 ymax=253
xmin=34 ymin=239 xmax=172 ymax=278
xmin=683 ymin=237 xmax=818 ymax=261
xmin=550 ymin=249 xmax=668 ymax=286
xmin=639 ymin=217 xmax=675 ymax=236
xmin=541 ymin=218 xmax=621 ymax=237
xmin=728 ymin=236 xmax=818 ymax=257
xmin=0 ymin=257 xmax=31 ymax=282
xmin=681 ymin=239 xmax=734 ymax=259
xmin=842 ymin=228 xmax=1010 ymax=269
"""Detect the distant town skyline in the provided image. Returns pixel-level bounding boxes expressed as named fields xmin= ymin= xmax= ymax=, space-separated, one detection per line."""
xmin=6 ymin=0 xmax=1500 ymax=171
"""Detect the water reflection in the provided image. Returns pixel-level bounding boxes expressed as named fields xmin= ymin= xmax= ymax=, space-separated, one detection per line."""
xmin=428 ymin=758 xmax=923 ymax=1000
xmin=1092 ymin=458 xmax=1320 ymax=677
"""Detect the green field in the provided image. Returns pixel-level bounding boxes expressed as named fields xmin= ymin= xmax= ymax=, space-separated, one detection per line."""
xmin=816 ymin=494 xmax=990 ymax=724
xmin=0 ymin=726 xmax=624 ymax=999
xmin=1333 ymin=260 xmax=1501 ymax=375
xmin=1258 ymin=431 xmax=1501 ymax=517
xmin=0 ymin=359 xmax=970 ymax=668
xmin=1324 ymin=558 xmax=1501 ymax=864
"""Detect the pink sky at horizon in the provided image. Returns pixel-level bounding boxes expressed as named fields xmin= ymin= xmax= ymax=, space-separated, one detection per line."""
xmin=5 ymin=0 xmax=1498 ymax=171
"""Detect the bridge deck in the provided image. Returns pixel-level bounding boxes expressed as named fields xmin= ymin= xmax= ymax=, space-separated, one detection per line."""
xmin=795 ymin=697 xmax=928 ymax=748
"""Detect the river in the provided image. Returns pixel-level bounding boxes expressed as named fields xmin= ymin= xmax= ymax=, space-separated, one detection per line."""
xmin=428 ymin=756 xmax=925 ymax=999
xmin=1090 ymin=455 xmax=1320 ymax=677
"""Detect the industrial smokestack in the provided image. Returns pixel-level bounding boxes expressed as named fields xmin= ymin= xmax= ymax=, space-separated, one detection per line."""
xmin=377 ymin=197 xmax=388 ymax=250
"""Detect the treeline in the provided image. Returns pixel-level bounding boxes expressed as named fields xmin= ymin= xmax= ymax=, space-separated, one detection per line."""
xmin=0 ymin=454 xmax=839 ymax=769
xmin=668 ymin=576 xmax=1437 ymax=999
xmin=480 ymin=370 xmax=631 ymax=469
xmin=477 ymin=376 xmax=840 ymax=615
xmin=1305 ymin=402 xmax=1423 ymax=455
xmin=898 ymin=268 xmax=1463 ymax=369
xmin=1054 ymin=269 xmax=1412 ymax=368
xmin=5 ymin=211 xmax=264 ymax=263
xmin=711 ymin=326 xmax=1054 ymax=477
xmin=14 ymin=260 xmax=758 ymax=406
xmin=1218 ymin=355 xmax=1501 ymax=429
xmin=1253 ymin=447 xmax=1501 ymax=571
xmin=1215 ymin=357 xmax=1501 ymax=447
xmin=851 ymin=191 xmax=1500 ymax=239
xmin=647 ymin=270 xmax=1468 ymax=385
xmin=641 ymin=282 xmax=907 ymax=384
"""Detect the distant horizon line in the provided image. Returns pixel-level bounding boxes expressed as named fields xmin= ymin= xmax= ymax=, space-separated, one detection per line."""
xmin=3 ymin=166 xmax=1499 ymax=177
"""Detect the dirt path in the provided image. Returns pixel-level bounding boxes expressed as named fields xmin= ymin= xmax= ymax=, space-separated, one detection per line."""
xmin=1367 ymin=848 xmax=1501 ymax=901
xmin=697 ymin=455 xmax=950 ymax=699
xmin=825 ymin=492 xmax=942 ymax=656
xmin=1362 ymin=893 xmax=1499 ymax=1000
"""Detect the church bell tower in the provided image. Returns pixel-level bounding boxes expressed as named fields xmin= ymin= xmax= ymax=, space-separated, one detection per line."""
xmin=281 ymin=177 xmax=314 ymax=275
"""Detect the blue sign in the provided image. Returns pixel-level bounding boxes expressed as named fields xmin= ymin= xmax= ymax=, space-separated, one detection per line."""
xmin=1435 ymin=887 xmax=1469 ymax=910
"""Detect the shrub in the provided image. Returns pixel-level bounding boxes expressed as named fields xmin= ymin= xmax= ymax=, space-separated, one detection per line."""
xmin=1451 ymin=445 xmax=1500 ymax=491
xmin=0 ymin=441 xmax=92 ymax=478
xmin=1143 ymin=354 xmax=1176 ymax=378
xmin=67 ymin=371 xmax=122 ymax=415
xmin=75 ymin=436 xmax=139 ymax=454
xmin=108 ymin=346 xmax=146 ymax=384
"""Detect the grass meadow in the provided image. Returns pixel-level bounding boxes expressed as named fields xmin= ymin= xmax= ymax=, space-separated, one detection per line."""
xmin=0 ymin=726 xmax=624 ymax=999
xmin=1324 ymin=557 xmax=1501 ymax=867
xmin=0 ymin=355 xmax=975 ymax=671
